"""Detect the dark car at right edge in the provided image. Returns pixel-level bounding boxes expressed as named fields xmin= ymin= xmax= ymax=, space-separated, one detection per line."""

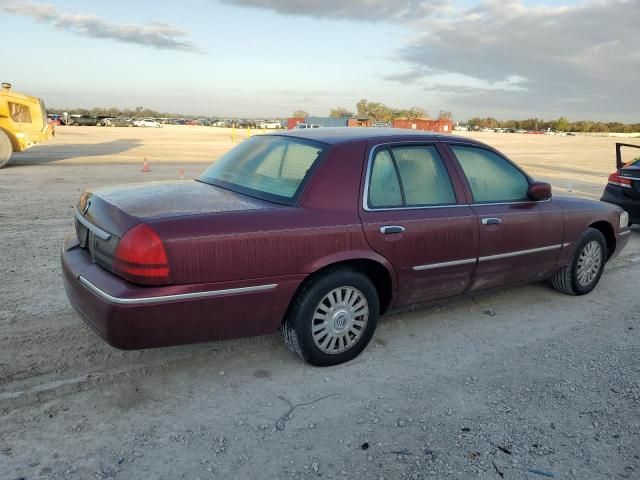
xmin=601 ymin=142 xmax=640 ymax=225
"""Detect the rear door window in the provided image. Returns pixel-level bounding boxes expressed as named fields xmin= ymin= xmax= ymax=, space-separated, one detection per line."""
xmin=450 ymin=145 xmax=529 ymax=203
xmin=369 ymin=149 xmax=403 ymax=208
xmin=367 ymin=144 xmax=456 ymax=208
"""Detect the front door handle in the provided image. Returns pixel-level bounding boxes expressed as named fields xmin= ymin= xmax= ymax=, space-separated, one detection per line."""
xmin=481 ymin=217 xmax=502 ymax=225
xmin=380 ymin=225 xmax=405 ymax=234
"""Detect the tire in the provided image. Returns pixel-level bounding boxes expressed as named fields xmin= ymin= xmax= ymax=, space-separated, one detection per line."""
xmin=549 ymin=227 xmax=607 ymax=295
xmin=0 ymin=129 xmax=13 ymax=168
xmin=282 ymin=267 xmax=380 ymax=366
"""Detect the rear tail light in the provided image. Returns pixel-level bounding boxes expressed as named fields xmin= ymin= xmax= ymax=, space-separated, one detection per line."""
xmin=112 ymin=224 xmax=170 ymax=285
xmin=608 ymin=171 xmax=632 ymax=188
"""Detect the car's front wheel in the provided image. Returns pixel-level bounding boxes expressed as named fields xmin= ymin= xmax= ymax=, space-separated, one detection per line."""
xmin=282 ymin=267 xmax=379 ymax=366
xmin=550 ymin=227 xmax=607 ymax=295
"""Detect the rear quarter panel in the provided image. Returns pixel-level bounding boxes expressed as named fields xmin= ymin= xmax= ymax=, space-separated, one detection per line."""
xmin=555 ymin=197 xmax=624 ymax=265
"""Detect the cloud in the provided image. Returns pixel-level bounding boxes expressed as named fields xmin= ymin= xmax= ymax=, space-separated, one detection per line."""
xmin=390 ymin=0 xmax=640 ymax=117
xmin=221 ymin=0 xmax=447 ymax=21
xmin=2 ymin=1 xmax=56 ymax=20
xmin=385 ymin=70 xmax=529 ymax=92
xmin=223 ymin=0 xmax=640 ymax=119
xmin=1 ymin=1 xmax=202 ymax=53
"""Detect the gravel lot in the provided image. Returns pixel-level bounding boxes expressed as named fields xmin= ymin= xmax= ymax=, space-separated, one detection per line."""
xmin=1 ymin=126 xmax=639 ymax=480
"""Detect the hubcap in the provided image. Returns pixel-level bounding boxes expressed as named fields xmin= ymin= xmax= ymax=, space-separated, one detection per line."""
xmin=312 ymin=287 xmax=369 ymax=355
xmin=576 ymin=240 xmax=602 ymax=287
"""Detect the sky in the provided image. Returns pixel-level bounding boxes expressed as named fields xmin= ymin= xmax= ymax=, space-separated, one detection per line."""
xmin=0 ymin=0 xmax=638 ymax=121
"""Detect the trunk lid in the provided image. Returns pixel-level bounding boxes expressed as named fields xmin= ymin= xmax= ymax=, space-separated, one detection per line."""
xmin=91 ymin=180 xmax=276 ymax=222
xmin=74 ymin=180 xmax=278 ymax=276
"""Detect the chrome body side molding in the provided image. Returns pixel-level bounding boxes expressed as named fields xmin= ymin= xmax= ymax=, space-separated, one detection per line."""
xmin=78 ymin=276 xmax=278 ymax=305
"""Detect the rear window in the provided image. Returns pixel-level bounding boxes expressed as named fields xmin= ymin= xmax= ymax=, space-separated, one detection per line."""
xmin=619 ymin=145 xmax=640 ymax=166
xmin=198 ymin=136 xmax=326 ymax=204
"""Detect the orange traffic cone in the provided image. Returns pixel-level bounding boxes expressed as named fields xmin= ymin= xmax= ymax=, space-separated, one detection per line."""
xmin=179 ymin=168 xmax=184 ymax=180
xmin=142 ymin=157 xmax=150 ymax=172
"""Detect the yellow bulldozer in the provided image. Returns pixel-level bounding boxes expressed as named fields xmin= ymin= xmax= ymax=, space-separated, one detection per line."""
xmin=0 ymin=82 xmax=54 ymax=168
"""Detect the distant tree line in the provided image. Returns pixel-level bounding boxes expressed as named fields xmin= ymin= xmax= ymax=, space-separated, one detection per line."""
xmin=467 ymin=116 xmax=640 ymax=133
xmin=325 ymin=100 xmax=452 ymax=122
xmin=354 ymin=99 xmax=432 ymax=122
xmin=51 ymin=104 xmax=637 ymax=133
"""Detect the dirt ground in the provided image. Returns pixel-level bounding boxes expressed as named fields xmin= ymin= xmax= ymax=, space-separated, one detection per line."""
xmin=1 ymin=126 xmax=639 ymax=480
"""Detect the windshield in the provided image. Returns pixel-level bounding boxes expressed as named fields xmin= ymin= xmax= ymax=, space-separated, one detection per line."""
xmin=198 ymin=135 xmax=326 ymax=204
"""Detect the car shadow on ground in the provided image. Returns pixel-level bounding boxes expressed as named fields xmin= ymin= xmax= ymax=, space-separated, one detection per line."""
xmin=7 ymin=139 xmax=142 ymax=166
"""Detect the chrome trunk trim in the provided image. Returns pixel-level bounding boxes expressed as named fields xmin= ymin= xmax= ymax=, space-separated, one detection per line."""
xmin=75 ymin=208 xmax=111 ymax=241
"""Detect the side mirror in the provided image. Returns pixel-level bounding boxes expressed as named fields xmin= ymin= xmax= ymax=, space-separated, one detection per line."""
xmin=527 ymin=181 xmax=552 ymax=201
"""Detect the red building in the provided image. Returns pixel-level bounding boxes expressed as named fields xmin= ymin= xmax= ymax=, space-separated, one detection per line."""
xmin=287 ymin=117 xmax=305 ymax=129
xmin=392 ymin=118 xmax=452 ymax=133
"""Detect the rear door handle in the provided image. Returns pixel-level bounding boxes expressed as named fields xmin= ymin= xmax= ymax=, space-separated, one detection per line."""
xmin=380 ymin=225 xmax=405 ymax=234
xmin=481 ymin=217 xmax=502 ymax=225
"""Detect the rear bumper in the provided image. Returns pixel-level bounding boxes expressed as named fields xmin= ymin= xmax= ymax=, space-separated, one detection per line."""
xmin=62 ymin=234 xmax=303 ymax=350
xmin=601 ymin=186 xmax=640 ymax=223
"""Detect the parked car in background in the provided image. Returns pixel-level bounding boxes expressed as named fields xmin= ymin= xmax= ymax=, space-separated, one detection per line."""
xmin=0 ymin=82 xmax=54 ymax=168
xmin=258 ymin=120 xmax=282 ymax=129
xmin=601 ymin=142 xmax=640 ymax=225
xmin=96 ymin=116 xmax=113 ymax=126
xmin=236 ymin=119 xmax=257 ymax=129
xmin=62 ymin=128 xmax=630 ymax=366
xmin=111 ymin=117 xmax=132 ymax=127
xmin=295 ymin=123 xmax=320 ymax=129
xmin=68 ymin=115 xmax=98 ymax=126
xmin=133 ymin=118 xmax=161 ymax=128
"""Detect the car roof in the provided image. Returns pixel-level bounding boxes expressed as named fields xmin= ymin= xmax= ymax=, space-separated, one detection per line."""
xmin=268 ymin=127 xmax=485 ymax=146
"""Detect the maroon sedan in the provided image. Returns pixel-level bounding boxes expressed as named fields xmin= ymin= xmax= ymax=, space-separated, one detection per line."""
xmin=62 ymin=129 xmax=631 ymax=366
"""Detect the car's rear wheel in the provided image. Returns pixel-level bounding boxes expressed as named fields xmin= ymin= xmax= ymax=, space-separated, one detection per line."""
xmin=0 ymin=129 xmax=13 ymax=168
xmin=282 ymin=267 xmax=379 ymax=366
xmin=549 ymin=227 xmax=607 ymax=295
